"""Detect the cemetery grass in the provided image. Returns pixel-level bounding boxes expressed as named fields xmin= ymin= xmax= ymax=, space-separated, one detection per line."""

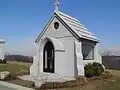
xmin=0 ymin=61 xmax=31 ymax=76
xmin=0 ymin=61 xmax=33 ymax=87
xmin=1 ymin=61 xmax=120 ymax=90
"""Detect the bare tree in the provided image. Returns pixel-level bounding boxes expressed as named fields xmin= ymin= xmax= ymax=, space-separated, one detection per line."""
xmin=101 ymin=49 xmax=112 ymax=56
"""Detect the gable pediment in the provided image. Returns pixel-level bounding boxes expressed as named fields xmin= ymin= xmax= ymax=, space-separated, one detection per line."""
xmin=35 ymin=11 xmax=99 ymax=43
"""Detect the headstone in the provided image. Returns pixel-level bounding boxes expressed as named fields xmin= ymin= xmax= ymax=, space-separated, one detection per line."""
xmin=0 ymin=71 xmax=10 ymax=80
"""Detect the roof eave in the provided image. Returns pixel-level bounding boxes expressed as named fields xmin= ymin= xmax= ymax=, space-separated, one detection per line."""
xmin=35 ymin=13 xmax=56 ymax=43
xmin=55 ymin=11 xmax=100 ymax=43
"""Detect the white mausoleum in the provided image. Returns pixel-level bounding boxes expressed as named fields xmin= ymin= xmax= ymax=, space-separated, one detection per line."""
xmin=30 ymin=0 xmax=102 ymax=82
xmin=0 ymin=39 xmax=5 ymax=61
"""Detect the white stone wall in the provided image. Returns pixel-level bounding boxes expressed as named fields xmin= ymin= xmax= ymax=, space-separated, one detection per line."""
xmin=56 ymin=37 xmax=75 ymax=77
xmin=34 ymin=17 xmax=77 ymax=77
xmin=74 ymin=41 xmax=84 ymax=76
xmin=94 ymin=43 xmax=102 ymax=64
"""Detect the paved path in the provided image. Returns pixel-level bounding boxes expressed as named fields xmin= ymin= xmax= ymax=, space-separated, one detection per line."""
xmin=18 ymin=73 xmax=75 ymax=83
xmin=0 ymin=85 xmax=16 ymax=90
xmin=18 ymin=73 xmax=75 ymax=87
xmin=18 ymin=75 xmax=34 ymax=81
xmin=0 ymin=81 xmax=34 ymax=90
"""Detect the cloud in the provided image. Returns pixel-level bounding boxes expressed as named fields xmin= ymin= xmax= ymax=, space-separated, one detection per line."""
xmin=7 ymin=38 xmax=36 ymax=56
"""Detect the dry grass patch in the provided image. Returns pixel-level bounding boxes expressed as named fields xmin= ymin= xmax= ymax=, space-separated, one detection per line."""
xmin=37 ymin=77 xmax=87 ymax=90
xmin=0 ymin=61 xmax=31 ymax=80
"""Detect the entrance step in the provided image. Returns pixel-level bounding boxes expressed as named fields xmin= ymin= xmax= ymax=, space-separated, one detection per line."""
xmin=34 ymin=72 xmax=75 ymax=87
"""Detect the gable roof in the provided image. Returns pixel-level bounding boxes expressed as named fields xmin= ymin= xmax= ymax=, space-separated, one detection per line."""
xmin=35 ymin=11 xmax=99 ymax=43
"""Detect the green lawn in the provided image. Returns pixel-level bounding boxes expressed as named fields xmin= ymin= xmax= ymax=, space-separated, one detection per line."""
xmin=0 ymin=61 xmax=33 ymax=88
xmin=0 ymin=61 xmax=31 ymax=77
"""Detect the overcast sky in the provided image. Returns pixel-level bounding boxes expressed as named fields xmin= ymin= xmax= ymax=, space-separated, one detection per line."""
xmin=0 ymin=0 xmax=120 ymax=56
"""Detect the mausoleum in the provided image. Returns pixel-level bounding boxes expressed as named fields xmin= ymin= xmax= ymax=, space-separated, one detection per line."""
xmin=30 ymin=0 xmax=102 ymax=84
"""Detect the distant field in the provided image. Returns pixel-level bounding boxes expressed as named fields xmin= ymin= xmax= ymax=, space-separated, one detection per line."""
xmin=5 ymin=55 xmax=33 ymax=63
xmin=7 ymin=61 xmax=32 ymax=67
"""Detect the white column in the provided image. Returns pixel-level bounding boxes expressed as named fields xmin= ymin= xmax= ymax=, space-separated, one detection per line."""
xmin=75 ymin=41 xmax=84 ymax=76
xmin=30 ymin=44 xmax=39 ymax=78
xmin=94 ymin=43 xmax=102 ymax=64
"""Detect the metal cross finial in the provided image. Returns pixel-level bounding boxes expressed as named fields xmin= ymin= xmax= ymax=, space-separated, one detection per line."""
xmin=54 ymin=0 xmax=60 ymax=12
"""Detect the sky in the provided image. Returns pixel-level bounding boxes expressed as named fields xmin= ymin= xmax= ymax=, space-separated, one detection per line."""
xmin=0 ymin=0 xmax=120 ymax=56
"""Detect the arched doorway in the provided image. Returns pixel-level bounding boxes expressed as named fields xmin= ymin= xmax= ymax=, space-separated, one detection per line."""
xmin=43 ymin=41 xmax=54 ymax=73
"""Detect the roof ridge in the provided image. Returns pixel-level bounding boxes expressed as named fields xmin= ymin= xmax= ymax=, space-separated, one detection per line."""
xmin=54 ymin=11 xmax=98 ymax=42
xmin=55 ymin=11 xmax=87 ymax=29
xmin=57 ymin=11 xmax=80 ymax=23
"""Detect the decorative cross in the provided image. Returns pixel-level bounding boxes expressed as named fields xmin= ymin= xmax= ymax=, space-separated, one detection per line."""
xmin=54 ymin=0 xmax=60 ymax=11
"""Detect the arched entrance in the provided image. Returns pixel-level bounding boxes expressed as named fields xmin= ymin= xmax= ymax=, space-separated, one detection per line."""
xmin=43 ymin=41 xmax=54 ymax=73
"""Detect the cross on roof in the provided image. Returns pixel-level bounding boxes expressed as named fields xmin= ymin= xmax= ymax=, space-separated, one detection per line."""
xmin=54 ymin=0 xmax=60 ymax=11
